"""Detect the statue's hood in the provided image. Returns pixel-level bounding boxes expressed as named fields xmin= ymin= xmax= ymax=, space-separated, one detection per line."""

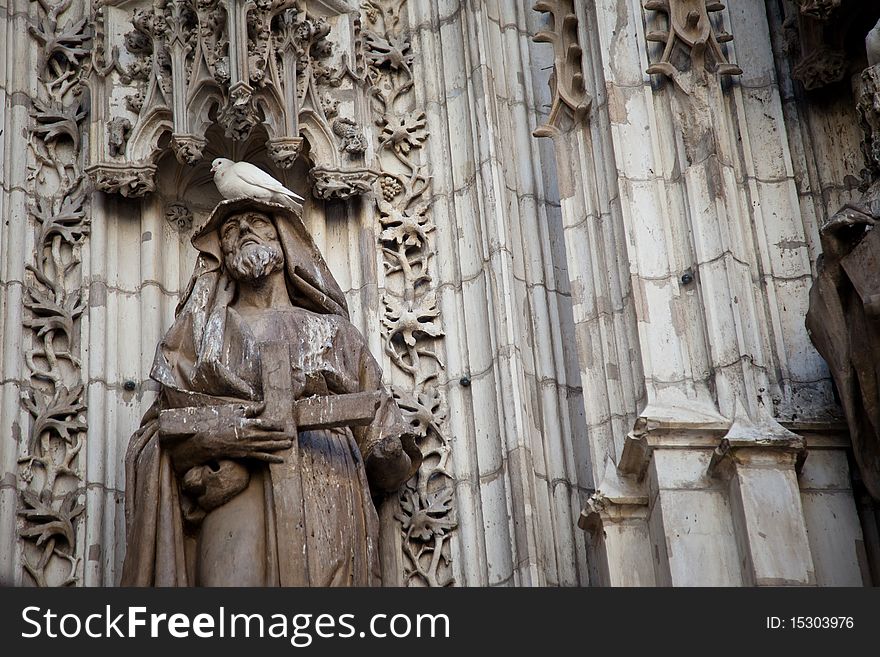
xmin=151 ymin=198 xmax=348 ymax=400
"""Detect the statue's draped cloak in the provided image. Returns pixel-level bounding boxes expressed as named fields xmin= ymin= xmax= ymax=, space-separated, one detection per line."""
xmin=807 ymin=191 xmax=880 ymax=501
xmin=121 ymin=200 xmax=419 ymax=586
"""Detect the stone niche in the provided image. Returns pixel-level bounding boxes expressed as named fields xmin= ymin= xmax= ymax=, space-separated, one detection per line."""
xmin=20 ymin=0 xmax=456 ymax=588
xmin=86 ymin=0 xmax=377 ymax=200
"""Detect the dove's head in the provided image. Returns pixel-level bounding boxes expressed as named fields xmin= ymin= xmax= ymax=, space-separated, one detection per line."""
xmin=210 ymin=157 xmax=232 ymax=174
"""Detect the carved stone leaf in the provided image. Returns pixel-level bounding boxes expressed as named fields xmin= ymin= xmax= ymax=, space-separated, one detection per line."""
xmin=396 ymin=486 xmax=457 ymax=542
xmin=32 ymin=99 xmax=89 ymax=150
xmin=21 ymin=384 xmax=88 ymax=450
xmin=29 ymin=15 xmax=91 ymax=71
xmin=378 ymin=110 xmax=427 ymax=154
xmin=382 ymin=293 xmax=444 ymax=347
xmin=18 ymin=489 xmax=84 ymax=547
xmin=393 ymin=387 xmax=445 ymax=438
xmin=364 ymin=30 xmax=412 ymax=70
xmin=31 ymin=193 xmax=89 ymax=245
xmin=378 ymin=198 xmax=433 ymax=247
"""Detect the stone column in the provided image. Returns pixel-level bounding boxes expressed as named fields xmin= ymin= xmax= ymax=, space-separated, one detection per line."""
xmin=579 ymin=463 xmax=655 ymax=587
xmin=408 ymin=0 xmax=592 ymax=585
xmin=708 ymin=411 xmax=815 ymax=586
xmin=532 ymin=0 xmax=867 ymax=585
xmin=0 ymin=0 xmax=27 ymax=586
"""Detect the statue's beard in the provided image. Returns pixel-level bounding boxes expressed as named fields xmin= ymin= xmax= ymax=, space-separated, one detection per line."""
xmin=225 ymin=242 xmax=284 ymax=282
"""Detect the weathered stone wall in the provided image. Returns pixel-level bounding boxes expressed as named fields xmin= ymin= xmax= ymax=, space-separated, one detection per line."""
xmin=0 ymin=0 xmax=875 ymax=587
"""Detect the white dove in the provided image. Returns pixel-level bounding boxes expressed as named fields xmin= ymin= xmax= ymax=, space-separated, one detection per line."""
xmin=211 ymin=158 xmax=305 ymax=209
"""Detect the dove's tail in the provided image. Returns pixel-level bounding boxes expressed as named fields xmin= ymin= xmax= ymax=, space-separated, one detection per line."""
xmin=278 ymin=194 xmax=304 ymax=214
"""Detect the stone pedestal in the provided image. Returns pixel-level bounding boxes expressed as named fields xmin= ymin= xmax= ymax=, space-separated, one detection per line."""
xmin=579 ymin=464 xmax=654 ymax=587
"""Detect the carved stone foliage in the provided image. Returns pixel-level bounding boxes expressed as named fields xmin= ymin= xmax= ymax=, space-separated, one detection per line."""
xmin=532 ymin=1 xmax=591 ymax=137
xmin=19 ymin=0 xmax=92 ymax=587
xmin=86 ymin=0 xmax=376 ymax=199
xmin=363 ymin=0 xmax=456 ymax=587
xmin=311 ymin=167 xmax=378 ymax=199
xmin=165 ymin=202 xmax=194 ymax=231
xmin=643 ymin=0 xmax=742 ymax=80
xmin=783 ymin=1 xmax=880 ymax=90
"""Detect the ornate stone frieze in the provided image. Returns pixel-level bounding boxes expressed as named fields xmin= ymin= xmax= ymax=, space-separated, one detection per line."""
xmin=310 ymin=166 xmax=378 ymax=199
xmin=19 ymin=0 xmax=92 ymax=587
xmin=363 ymin=0 xmax=456 ymax=587
xmin=86 ymin=0 xmax=378 ymax=198
xmin=643 ymin=0 xmax=742 ymax=79
xmin=87 ymin=162 xmax=157 ymax=197
xmin=532 ymin=0 xmax=591 ymax=137
xmin=783 ymin=1 xmax=880 ymax=90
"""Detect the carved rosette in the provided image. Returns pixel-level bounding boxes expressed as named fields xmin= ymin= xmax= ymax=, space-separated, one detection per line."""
xmin=165 ymin=202 xmax=194 ymax=231
xmin=87 ymin=0 xmax=376 ymax=198
xmin=363 ymin=0 xmax=457 ymax=587
xmin=19 ymin=0 xmax=92 ymax=587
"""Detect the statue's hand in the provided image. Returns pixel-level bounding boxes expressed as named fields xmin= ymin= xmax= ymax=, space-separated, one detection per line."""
xmin=169 ymin=402 xmax=294 ymax=471
xmin=365 ymin=435 xmax=413 ymax=493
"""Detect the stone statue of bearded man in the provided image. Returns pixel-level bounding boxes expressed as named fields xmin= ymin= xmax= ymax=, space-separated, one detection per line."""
xmin=121 ymin=198 xmax=420 ymax=586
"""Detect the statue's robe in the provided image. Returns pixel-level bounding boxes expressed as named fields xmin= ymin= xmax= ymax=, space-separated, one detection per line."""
xmin=807 ymin=215 xmax=880 ymax=501
xmin=120 ymin=199 xmax=419 ymax=586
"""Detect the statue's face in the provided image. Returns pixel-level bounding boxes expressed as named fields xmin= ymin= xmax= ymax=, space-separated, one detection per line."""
xmin=220 ymin=211 xmax=285 ymax=282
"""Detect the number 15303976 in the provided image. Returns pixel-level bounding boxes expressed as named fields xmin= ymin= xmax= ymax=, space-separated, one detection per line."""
xmin=766 ymin=617 xmax=854 ymax=629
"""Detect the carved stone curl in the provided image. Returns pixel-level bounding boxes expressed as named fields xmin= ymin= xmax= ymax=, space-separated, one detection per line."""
xmin=532 ymin=0 xmax=591 ymax=137
xmin=644 ymin=0 xmax=743 ymax=79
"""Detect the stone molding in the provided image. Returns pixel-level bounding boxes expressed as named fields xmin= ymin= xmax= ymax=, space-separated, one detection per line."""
xmin=364 ymin=0 xmax=456 ymax=588
xmin=18 ymin=0 xmax=92 ymax=587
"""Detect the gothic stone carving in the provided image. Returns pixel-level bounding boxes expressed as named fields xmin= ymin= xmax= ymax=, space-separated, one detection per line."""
xmin=532 ymin=1 xmax=591 ymax=137
xmin=19 ymin=0 xmax=92 ymax=587
xmin=806 ymin=62 xmax=880 ymax=501
xmin=783 ymin=1 xmax=880 ymax=90
xmin=311 ymin=167 xmax=378 ymax=199
xmin=364 ymin=0 xmax=456 ymax=587
xmin=165 ymin=202 xmax=194 ymax=231
xmin=87 ymin=1 xmax=376 ymax=198
xmin=121 ymin=198 xmax=420 ymax=585
xmin=644 ymin=0 xmax=743 ymax=79
xmin=794 ymin=0 xmax=842 ymax=22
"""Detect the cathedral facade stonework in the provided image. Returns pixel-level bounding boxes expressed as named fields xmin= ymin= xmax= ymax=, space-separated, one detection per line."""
xmin=0 ymin=0 xmax=878 ymax=587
